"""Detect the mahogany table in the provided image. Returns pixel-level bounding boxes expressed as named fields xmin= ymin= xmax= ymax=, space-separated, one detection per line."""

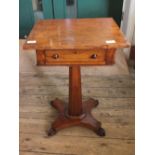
xmin=23 ymin=18 xmax=129 ymax=137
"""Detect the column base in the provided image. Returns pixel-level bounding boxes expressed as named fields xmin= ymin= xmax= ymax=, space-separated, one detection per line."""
xmin=47 ymin=98 xmax=105 ymax=137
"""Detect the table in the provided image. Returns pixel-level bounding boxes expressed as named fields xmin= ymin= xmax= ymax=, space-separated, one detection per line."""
xmin=23 ymin=18 xmax=129 ymax=137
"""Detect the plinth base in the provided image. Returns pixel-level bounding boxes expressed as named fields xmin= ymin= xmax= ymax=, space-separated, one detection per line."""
xmin=47 ymin=98 xmax=105 ymax=137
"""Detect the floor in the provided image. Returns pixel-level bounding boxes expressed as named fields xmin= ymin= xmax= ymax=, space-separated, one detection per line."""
xmin=20 ymin=40 xmax=135 ymax=155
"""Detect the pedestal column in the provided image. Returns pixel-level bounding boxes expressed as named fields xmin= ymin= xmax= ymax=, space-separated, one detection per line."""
xmin=68 ymin=65 xmax=83 ymax=116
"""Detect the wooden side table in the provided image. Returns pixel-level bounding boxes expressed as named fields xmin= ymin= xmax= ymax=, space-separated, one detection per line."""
xmin=23 ymin=18 xmax=129 ymax=137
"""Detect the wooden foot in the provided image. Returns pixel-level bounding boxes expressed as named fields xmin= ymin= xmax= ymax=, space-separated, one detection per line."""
xmin=48 ymin=98 xmax=105 ymax=137
xmin=50 ymin=98 xmax=66 ymax=114
xmin=96 ymin=127 xmax=106 ymax=137
xmin=47 ymin=128 xmax=56 ymax=137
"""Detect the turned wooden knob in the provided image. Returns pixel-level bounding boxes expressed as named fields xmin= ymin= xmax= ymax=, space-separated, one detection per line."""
xmin=91 ymin=54 xmax=97 ymax=59
xmin=52 ymin=54 xmax=59 ymax=59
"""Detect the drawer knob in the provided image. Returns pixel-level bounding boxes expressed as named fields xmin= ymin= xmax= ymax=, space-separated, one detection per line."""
xmin=91 ymin=54 xmax=97 ymax=59
xmin=52 ymin=54 xmax=59 ymax=59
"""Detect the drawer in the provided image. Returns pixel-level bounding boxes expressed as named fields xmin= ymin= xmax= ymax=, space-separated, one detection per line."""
xmin=45 ymin=50 xmax=106 ymax=65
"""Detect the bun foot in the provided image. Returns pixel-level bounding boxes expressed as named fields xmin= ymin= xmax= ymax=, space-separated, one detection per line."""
xmin=96 ymin=127 xmax=106 ymax=137
xmin=47 ymin=128 xmax=56 ymax=137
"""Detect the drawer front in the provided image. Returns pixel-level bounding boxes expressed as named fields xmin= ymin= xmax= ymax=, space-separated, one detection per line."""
xmin=45 ymin=50 xmax=106 ymax=65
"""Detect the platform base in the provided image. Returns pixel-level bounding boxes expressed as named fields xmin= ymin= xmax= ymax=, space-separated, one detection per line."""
xmin=47 ymin=98 xmax=105 ymax=137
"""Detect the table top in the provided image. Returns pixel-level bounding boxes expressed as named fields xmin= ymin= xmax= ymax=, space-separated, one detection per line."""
xmin=23 ymin=18 xmax=130 ymax=50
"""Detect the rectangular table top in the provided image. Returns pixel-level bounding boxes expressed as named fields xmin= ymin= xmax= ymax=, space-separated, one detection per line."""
xmin=23 ymin=18 xmax=130 ymax=50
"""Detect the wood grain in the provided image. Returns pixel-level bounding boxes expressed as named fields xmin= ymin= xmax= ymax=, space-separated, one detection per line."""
xmin=20 ymin=151 xmax=65 ymax=155
xmin=44 ymin=49 xmax=107 ymax=65
xmin=23 ymin=18 xmax=130 ymax=50
xmin=20 ymin=133 xmax=134 ymax=155
xmin=20 ymin=118 xmax=134 ymax=139
xmin=20 ymin=74 xmax=134 ymax=155
xmin=20 ymin=85 xmax=134 ymax=97
xmin=21 ymin=18 xmax=133 ymax=154
xmin=69 ymin=66 xmax=83 ymax=116
xmin=20 ymin=74 xmax=134 ymax=88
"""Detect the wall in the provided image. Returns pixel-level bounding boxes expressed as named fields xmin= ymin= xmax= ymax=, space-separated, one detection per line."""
xmin=121 ymin=0 xmax=135 ymax=59
xmin=19 ymin=0 xmax=34 ymax=38
xmin=19 ymin=0 xmax=124 ymax=37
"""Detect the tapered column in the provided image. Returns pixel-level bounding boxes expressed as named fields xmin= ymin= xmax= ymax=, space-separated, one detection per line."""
xmin=68 ymin=65 xmax=83 ymax=116
xmin=49 ymin=65 xmax=105 ymax=137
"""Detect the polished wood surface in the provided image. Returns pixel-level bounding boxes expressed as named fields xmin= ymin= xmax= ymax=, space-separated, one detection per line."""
xmin=35 ymin=49 xmax=116 ymax=66
xmin=45 ymin=49 xmax=106 ymax=65
xmin=48 ymin=98 xmax=105 ymax=136
xmin=69 ymin=66 xmax=83 ymax=116
xmin=47 ymin=65 xmax=105 ymax=136
xmin=23 ymin=18 xmax=129 ymax=50
xmin=23 ymin=18 xmax=129 ymax=137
